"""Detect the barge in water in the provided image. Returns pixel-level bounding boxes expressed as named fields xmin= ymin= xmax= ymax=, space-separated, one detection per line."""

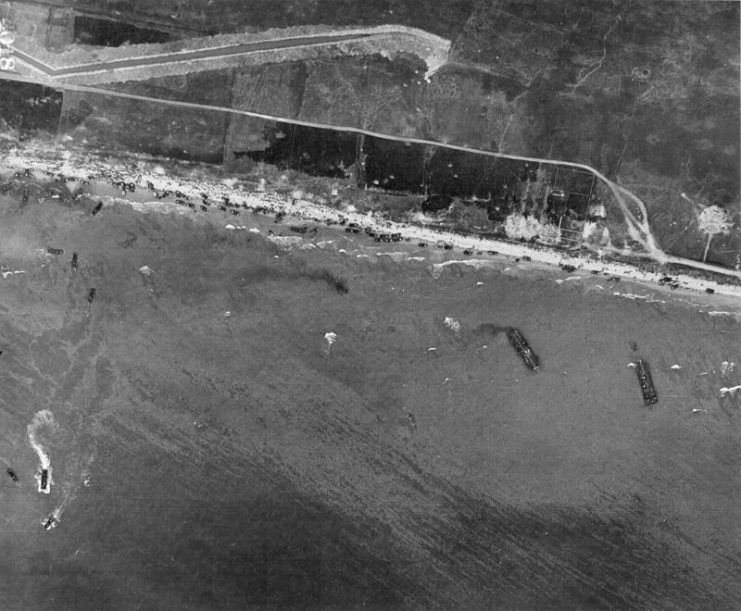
xmin=507 ymin=327 xmax=540 ymax=371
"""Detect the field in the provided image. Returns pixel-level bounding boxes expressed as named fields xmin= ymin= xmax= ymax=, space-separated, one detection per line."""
xmin=60 ymin=0 xmax=474 ymax=38
xmin=57 ymin=90 xmax=229 ymax=163
xmin=0 ymin=174 xmax=739 ymax=608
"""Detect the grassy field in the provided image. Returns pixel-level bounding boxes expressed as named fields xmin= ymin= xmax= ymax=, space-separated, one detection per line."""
xmin=0 ymin=175 xmax=739 ymax=608
xmin=62 ymin=0 xmax=474 ymax=38
xmin=57 ymin=90 xmax=228 ymax=163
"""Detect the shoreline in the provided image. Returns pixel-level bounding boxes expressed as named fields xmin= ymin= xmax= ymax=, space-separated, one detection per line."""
xmin=2 ymin=150 xmax=740 ymax=311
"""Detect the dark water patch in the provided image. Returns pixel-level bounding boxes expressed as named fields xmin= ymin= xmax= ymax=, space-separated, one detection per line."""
xmin=414 ymin=486 xmax=729 ymax=610
xmin=39 ymin=426 xmax=423 ymax=610
xmin=473 ymin=323 xmax=509 ymax=337
xmin=306 ymin=268 xmax=349 ymax=294
xmin=74 ymin=16 xmax=171 ymax=46
xmin=233 ymin=260 xmax=348 ymax=295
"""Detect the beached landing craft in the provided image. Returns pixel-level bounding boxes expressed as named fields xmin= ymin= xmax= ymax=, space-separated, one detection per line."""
xmin=634 ymin=358 xmax=659 ymax=406
xmin=506 ymin=327 xmax=540 ymax=371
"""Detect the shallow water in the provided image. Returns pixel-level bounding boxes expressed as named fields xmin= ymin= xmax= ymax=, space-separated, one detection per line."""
xmin=0 ymin=183 xmax=739 ymax=609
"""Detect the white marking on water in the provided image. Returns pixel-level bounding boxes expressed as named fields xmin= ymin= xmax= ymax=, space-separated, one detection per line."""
xmin=27 ymin=410 xmax=56 ymax=494
xmin=443 ymin=316 xmax=461 ymax=335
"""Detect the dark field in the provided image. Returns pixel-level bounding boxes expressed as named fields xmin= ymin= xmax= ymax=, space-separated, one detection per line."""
xmin=0 ymin=182 xmax=739 ymax=609
xmin=65 ymin=0 xmax=474 ymax=37
xmin=57 ymin=90 xmax=229 ymax=163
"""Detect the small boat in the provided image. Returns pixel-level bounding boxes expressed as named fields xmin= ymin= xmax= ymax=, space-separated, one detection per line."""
xmin=40 ymin=468 xmax=48 ymax=491
xmin=6 ymin=468 xmax=18 ymax=482
xmin=507 ymin=327 xmax=540 ymax=371
xmin=42 ymin=515 xmax=57 ymax=530
xmin=634 ymin=358 xmax=658 ymax=406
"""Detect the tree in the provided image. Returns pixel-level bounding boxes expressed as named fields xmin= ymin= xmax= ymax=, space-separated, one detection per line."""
xmin=698 ymin=205 xmax=732 ymax=262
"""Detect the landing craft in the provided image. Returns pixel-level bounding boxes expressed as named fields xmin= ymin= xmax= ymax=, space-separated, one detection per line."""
xmin=91 ymin=201 xmax=103 ymax=215
xmin=507 ymin=327 xmax=540 ymax=371
xmin=634 ymin=358 xmax=658 ymax=406
xmin=40 ymin=468 xmax=48 ymax=491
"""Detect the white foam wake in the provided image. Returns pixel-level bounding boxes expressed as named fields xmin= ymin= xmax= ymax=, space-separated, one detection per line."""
xmin=27 ymin=410 xmax=57 ymax=494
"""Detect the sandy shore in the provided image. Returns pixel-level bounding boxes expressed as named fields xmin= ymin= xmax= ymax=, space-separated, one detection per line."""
xmin=3 ymin=150 xmax=740 ymax=310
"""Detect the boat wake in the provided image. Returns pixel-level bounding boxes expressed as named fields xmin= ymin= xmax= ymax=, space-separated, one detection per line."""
xmin=27 ymin=410 xmax=57 ymax=494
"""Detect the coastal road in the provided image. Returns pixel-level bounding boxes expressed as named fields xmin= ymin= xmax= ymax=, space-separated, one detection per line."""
xmin=3 ymin=47 xmax=740 ymax=281
xmin=9 ymin=24 xmax=449 ymax=79
xmin=11 ymin=31 xmax=375 ymax=77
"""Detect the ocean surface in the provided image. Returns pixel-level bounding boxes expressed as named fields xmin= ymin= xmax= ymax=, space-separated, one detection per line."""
xmin=0 ymin=180 xmax=739 ymax=609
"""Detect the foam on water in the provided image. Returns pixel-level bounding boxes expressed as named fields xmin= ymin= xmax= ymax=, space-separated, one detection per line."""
xmin=28 ymin=409 xmax=57 ymax=494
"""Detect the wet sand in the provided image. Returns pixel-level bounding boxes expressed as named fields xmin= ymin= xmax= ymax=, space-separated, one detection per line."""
xmin=0 ymin=181 xmax=739 ymax=609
